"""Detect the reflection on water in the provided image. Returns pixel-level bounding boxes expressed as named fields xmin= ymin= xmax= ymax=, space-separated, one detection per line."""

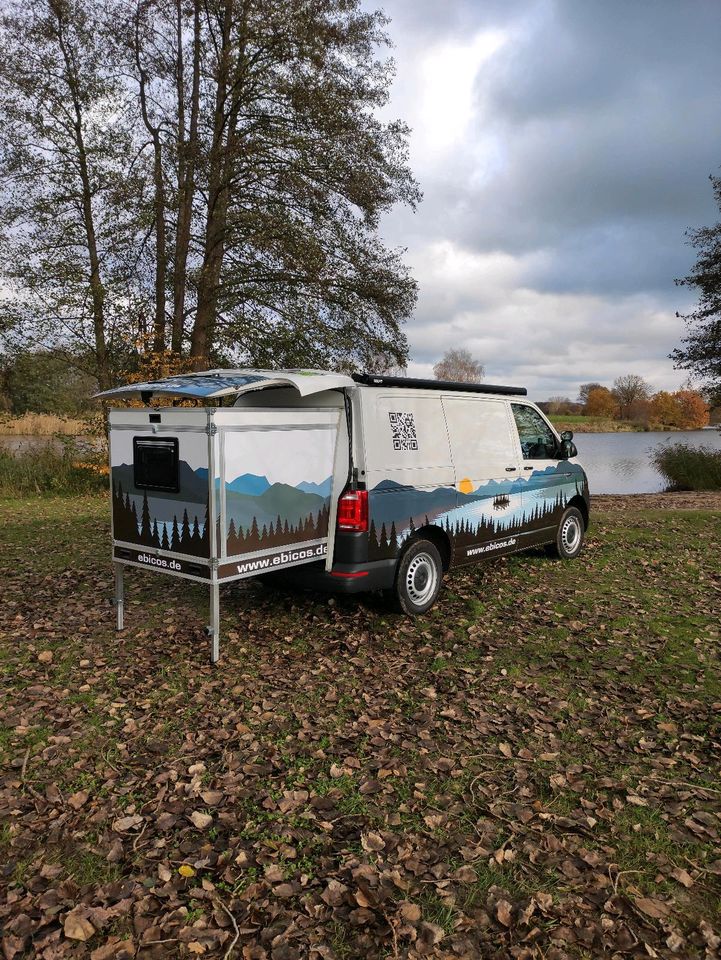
xmin=575 ymin=429 xmax=721 ymax=494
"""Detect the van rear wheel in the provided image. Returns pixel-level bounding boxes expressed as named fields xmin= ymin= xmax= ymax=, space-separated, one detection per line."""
xmin=549 ymin=506 xmax=585 ymax=559
xmin=393 ymin=539 xmax=443 ymax=615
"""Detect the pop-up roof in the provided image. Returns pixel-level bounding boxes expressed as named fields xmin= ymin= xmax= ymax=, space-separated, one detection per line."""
xmin=95 ymin=369 xmax=356 ymax=401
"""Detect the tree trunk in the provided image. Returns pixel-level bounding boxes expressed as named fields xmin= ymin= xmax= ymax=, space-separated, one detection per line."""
xmin=135 ymin=9 xmax=167 ymax=355
xmin=172 ymin=0 xmax=201 ymax=356
xmin=190 ymin=0 xmax=238 ymax=369
xmin=54 ymin=6 xmax=110 ymax=390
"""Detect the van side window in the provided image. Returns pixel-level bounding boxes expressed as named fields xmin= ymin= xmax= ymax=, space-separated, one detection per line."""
xmin=511 ymin=404 xmax=558 ymax=460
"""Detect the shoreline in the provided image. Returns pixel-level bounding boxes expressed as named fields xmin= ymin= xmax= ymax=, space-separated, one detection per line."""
xmin=591 ymin=491 xmax=721 ymax=511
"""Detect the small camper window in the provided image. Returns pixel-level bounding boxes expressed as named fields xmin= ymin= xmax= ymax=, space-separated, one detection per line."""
xmin=133 ymin=437 xmax=179 ymax=492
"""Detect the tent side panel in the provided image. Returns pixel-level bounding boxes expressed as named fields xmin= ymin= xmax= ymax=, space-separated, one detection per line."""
xmin=109 ymin=414 xmax=211 ymax=562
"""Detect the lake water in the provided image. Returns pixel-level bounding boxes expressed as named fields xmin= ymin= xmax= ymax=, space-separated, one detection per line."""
xmin=1 ymin=429 xmax=720 ymax=495
xmin=575 ymin=429 xmax=721 ymax=494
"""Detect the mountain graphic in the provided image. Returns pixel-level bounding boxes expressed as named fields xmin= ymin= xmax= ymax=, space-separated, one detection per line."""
xmin=296 ymin=477 xmax=332 ymax=497
xmin=225 ymin=483 xmax=326 ymax=532
xmin=226 ymin=473 xmax=271 ymax=495
xmin=369 ymin=464 xmax=585 ymax=529
xmin=113 ymin=461 xmax=208 ymax=504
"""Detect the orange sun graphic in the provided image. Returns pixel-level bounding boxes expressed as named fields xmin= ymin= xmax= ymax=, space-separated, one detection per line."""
xmin=458 ymin=477 xmax=474 ymax=495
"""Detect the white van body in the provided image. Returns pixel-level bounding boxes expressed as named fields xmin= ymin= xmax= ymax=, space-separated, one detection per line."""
xmin=99 ymin=370 xmax=589 ymax=659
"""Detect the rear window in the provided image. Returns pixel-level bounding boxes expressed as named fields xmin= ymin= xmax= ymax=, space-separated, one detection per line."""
xmin=133 ymin=437 xmax=179 ymax=492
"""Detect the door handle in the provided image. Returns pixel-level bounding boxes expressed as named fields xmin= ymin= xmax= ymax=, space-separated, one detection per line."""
xmin=505 ymin=467 xmax=517 ymax=472
xmin=524 ymin=466 xmax=533 ymax=471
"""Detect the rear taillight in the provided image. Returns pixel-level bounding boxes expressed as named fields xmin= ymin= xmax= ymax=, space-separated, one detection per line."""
xmin=336 ymin=488 xmax=368 ymax=532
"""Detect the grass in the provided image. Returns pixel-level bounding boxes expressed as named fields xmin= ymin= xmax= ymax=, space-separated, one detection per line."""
xmin=652 ymin=442 xmax=721 ymax=491
xmin=1 ymin=493 xmax=720 ymax=956
xmin=549 ymin=413 xmax=644 ymax=433
xmin=0 ymin=445 xmax=108 ymax=495
xmin=0 ymin=412 xmax=96 ymax=435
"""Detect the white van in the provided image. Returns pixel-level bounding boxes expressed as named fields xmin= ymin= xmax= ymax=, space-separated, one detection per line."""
xmin=99 ymin=370 xmax=589 ymax=659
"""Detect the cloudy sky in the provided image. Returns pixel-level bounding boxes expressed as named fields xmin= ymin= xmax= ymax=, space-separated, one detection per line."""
xmin=374 ymin=0 xmax=721 ymax=401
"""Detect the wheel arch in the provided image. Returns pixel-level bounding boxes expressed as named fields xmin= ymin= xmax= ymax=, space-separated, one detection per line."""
xmin=566 ymin=495 xmax=589 ymax=529
xmin=410 ymin=524 xmax=452 ymax=571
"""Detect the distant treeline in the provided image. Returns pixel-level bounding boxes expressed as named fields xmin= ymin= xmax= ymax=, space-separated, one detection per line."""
xmin=539 ymin=376 xmax=712 ymax=429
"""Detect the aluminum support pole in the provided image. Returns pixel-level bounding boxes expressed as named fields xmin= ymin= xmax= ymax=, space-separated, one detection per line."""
xmin=208 ymin=582 xmax=220 ymax=663
xmin=114 ymin=562 xmax=124 ymax=631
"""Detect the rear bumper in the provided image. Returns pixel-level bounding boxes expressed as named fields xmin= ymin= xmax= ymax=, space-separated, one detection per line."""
xmin=261 ymin=558 xmax=397 ymax=594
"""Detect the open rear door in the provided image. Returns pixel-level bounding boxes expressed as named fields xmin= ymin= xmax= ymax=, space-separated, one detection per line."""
xmin=212 ymin=406 xmax=345 ymax=582
xmin=95 ymin=369 xmax=355 ymax=402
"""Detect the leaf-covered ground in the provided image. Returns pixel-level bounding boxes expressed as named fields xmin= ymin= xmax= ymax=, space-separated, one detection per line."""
xmin=1 ymin=494 xmax=720 ymax=960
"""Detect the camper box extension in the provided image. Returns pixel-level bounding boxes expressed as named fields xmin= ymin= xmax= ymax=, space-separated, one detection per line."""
xmin=99 ymin=369 xmax=590 ymax=662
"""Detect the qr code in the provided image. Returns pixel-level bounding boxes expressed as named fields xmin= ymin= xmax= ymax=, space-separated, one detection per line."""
xmin=389 ymin=411 xmax=418 ymax=451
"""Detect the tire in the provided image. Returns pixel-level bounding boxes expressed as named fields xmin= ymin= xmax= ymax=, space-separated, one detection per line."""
xmin=393 ymin=538 xmax=443 ymax=615
xmin=549 ymin=506 xmax=585 ymax=559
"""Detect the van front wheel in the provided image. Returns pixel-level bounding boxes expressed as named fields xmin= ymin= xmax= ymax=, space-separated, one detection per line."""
xmin=550 ymin=506 xmax=585 ymax=559
xmin=393 ymin=539 xmax=443 ymax=615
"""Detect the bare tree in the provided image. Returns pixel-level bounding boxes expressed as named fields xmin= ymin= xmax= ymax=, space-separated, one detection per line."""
xmin=546 ymin=396 xmax=574 ymax=415
xmin=433 ymin=349 xmax=484 ymax=383
xmin=613 ymin=374 xmax=651 ymax=419
xmin=0 ymin=0 xmax=139 ymax=390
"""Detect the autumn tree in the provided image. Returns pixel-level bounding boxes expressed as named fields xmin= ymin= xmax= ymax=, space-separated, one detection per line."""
xmin=578 ymin=382 xmax=603 ymax=406
xmin=674 ymin=389 xmax=709 ymax=429
xmin=115 ymin=0 xmax=420 ymax=371
xmin=584 ymin=386 xmax=616 ymax=417
xmin=613 ymin=375 xmax=650 ymax=420
xmin=649 ymin=391 xmax=682 ymax=427
xmin=1 ymin=0 xmax=420 ymax=383
xmin=673 ymin=173 xmax=721 ymax=405
xmin=433 ymin=349 xmax=484 ymax=383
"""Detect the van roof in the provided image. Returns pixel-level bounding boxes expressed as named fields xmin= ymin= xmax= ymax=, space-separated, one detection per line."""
xmin=95 ymin=368 xmax=528 ymax=402
xmin=352 ymin=373 xmax=527 ymax=397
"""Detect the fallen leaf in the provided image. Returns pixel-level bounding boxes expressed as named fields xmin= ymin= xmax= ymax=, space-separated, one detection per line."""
xmin=200 ymin=791 xmax=223 ymax=805
xmin=496 ymin=899 xmax=513 ymax=927
xmin=178 ymin=864 xmax=196 ymax=878
xmin=670 ymin=867 xmax=694 ymax=888
xmin=37 ymin=650 xmax=53 ymax=664
xmin=64 ymin=909 xmax=95 ymax=942
xmin=399 ymin=901 xmax=422 ymax=924
xmin=68 ymin=790 xmax=89 ymax=810
xmin=361 ymin=831 xmax=385 ymax=852
xmin=666 ymin=931 xmax=685 ymax=953
xmin=190 ymin=811 xmax=213 ymax=829
xmin=112 ymin=815 xmax=143 ymax=832
xmin=273 ymin=883 xmax=295 ymax=898
xmin=321 ymin=879 xmax=348 ymax=906
xmin=635 ymin=897 xmax=671 ymax=919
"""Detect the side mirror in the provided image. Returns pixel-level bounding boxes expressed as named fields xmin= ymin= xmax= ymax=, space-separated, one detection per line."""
xmin=561 ymin=430 xmax=574 ymax=441
xmin=559 ymin=438 xmax=577 ymax=460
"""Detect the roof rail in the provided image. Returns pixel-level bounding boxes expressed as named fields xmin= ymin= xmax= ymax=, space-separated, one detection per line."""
xmin=352 ymin=373 xmax=527 ymax=397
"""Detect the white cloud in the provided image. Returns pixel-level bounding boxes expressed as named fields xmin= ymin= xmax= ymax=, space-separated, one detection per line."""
xmin=403 ymin=239 xmax=691 ymax=399
xmin=413 ymin=31 xmax=506 ymax=162
xmin=376 ymin=0 xmax=720 ymax=398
